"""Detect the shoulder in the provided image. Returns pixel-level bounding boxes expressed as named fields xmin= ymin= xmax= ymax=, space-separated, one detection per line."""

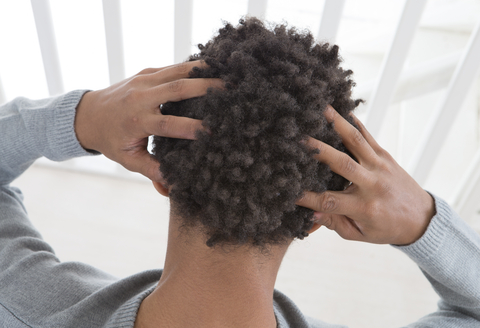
xmin=273 ymin=289 xmax=348 ymax=328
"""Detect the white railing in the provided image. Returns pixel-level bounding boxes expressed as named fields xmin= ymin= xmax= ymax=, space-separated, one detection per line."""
xmin=2 ymin=0 xmax=480 ymax=225
xmin=174 ymin=0 xmax=193 ymax=64
xmin=408 ymin=20 xmax=480 ymax=184
xmin=30 ymin=0 xmax=64 ymax=96
xmin=316 ymin=0 xmax=346 ymax=43
xmin=451 ymin=148 xmax=480 ymax=225
xmin=247 ymin=0 xmax=268 ymax=19
xmin=102 ymin=0 xmax=125 ymax=85
xmin=364 ymin=0 xmax=428 ymax=138
xmin=0 ymin=76 xmax=5 ymax=105
xmin=355 ymin=51 xmax=462 ymax=106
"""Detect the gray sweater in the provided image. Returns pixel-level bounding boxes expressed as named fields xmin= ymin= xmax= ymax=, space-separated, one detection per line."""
xmin=0 ymin=90 xmax=479 ymax=328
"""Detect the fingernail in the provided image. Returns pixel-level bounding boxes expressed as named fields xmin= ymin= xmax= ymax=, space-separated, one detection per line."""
xmin=312 ymin=211 xmax=323 ymax=222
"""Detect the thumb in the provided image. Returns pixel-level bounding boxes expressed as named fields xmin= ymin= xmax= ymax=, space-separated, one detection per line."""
xmin=313 ymin=212 xmax=364 ymax=241
xmin=122 ymin=150 xmax=164 ymax=182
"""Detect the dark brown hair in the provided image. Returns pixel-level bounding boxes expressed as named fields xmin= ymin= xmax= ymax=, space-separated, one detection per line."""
xmin=153 ymin=18 xmax=361 ymax=247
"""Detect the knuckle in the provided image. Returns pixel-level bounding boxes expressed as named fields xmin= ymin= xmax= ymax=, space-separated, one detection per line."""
xmin=123 ymin=89 xmax=141 ymax=104
xmin=176 ymin=62 xmax=190 ymax=75
xmin=373 ymin=178 xmax=391 ymax=196
xmin=378 ymin=148 xmax=394 ymax=162
xmin=355 ymin=118 xmax=366 ymax=132
xmin=131 ymin=75 xmax=145 ymax=84
xmin=323 ymin=216 xmax=334 ymax=230
xmin=351 ymin=129 xmax=366 ymax=147
xmin=138 ymin=67 xmax=155 ymax=75
xmin=319 ymin=192 xmax=337 ymax=213
xmin=339 ymin=155 xmax=356 ymax=175
xmin=127 ymin=75 xmax=148 ymax=90
xmin=377 ymin=160 xmax=391 ymax=174
xmin=158 ymin=116 xmax=172 ymax=135
xmin=168 ymin=79 xmax=184 ymax=93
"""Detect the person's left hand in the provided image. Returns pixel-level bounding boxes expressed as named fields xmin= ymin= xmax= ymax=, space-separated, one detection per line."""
xmin=75 ymin=61 xmax=222 ymax=182
xmin=296 ymin=105 xmax=435 ymax=245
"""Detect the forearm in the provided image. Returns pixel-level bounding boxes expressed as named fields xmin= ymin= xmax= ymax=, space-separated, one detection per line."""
xmin=0 ymin=90 xmax=95 ymax=186
xmin=395 ymin=195 xmax=480 ymax=324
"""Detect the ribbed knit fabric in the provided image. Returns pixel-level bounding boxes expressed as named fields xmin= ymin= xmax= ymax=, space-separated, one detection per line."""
xmin=1 ymin=92 xmax=479 ymax=327
xmin=103 ymin=282 xmax=157 ymax=328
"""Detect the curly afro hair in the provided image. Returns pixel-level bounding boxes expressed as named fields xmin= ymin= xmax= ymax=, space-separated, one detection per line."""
xmin=153 ymin=17 xmax=362 ymax=248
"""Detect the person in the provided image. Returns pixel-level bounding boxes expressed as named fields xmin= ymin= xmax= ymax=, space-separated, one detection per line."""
xmin=0 ymin=18 xmax=479 ymax=328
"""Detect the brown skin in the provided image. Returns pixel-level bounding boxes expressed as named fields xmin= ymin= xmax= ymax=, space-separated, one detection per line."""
xmin=74 ymin=64 xmax=434 ymax=326
xmin=75 ymin=61 xmax=223 ymax=182
xmin=135 ymin=184 xmax=284 ymax=328
xmin=74 ymin=63 xmax=319 ymax=327
xmin=296 ymin=105 xmax=436 ymax=246
xmin=131 ymin=182 xmax=320 ymax=328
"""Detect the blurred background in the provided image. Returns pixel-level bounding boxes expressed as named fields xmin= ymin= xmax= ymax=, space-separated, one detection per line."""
xmin=1 ymin=0 xmax=480 ymax=327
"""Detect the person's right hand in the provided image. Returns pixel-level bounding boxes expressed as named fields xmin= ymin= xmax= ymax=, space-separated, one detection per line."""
xmin=296 ymin=105 xmax=436 ymax=246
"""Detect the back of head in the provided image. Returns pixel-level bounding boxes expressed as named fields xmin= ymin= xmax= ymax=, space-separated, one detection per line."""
xmin=153 ymin=18 xmax=361 ymax=248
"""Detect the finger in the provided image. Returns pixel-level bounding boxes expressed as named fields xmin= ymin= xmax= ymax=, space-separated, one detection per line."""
xmin=135 ymin=66 xmax=172 ymax=76
xmin=305 ymin=136 xmax=369 ymax=184
xmin=313 ymin=212 xmax=365 ymax=241
xmin=296 ymin=190 xmax=358 ymax=217
xmin=122 ymin=150 xmax=164 ymax=182
xmin=135 ymin=61 xmax=201 ymax=77
xmin=148 ymin=78 xmax=224 ymax=106
xmin=145 ymin=114 xmax=204 ymax=140
xmin=324 ymin=105 xmax=377 ymax=165
xmin=147 ymin=60 xmax=208 ymax=86
xmin=350 ymin=114 xmax=384 ymax=156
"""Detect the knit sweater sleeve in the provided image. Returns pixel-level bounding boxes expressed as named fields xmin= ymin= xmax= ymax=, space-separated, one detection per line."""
xmin=0 ymin=90 xmax=96 ymax=186
xmin=0 ymin=92 xmax=158 ymax=328
xmin=395 ymin=195 xmax=480 ymax=327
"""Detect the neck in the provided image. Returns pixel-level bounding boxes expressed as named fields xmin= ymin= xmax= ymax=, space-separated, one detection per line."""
xmin=135 ymin=214 xmax=288 ymax=328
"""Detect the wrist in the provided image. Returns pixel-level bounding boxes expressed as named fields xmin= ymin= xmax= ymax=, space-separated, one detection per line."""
xmin=75 ymin=91 xmax=99 ymax=151
xmin=400 ymin=191 xmax=436 ymax=246
xmin=415 ymin=191 xmax=436 ymax=240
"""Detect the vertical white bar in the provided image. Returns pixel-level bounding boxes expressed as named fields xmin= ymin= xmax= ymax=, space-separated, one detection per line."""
xmin=247 ymin=0 xmax=268 ymax=19
xmin=364 ymin=0 xmax=428 ymax=138
xmin=30 ymin=0 xmax=64 ymax=96
xmin=0 ymin=75 xmax=6 ymax=105
xmin=408 ymin=21 xmax=480 ymax=185
xmin=174 ymin=0 xmax=193 ymax=64
xmin=102 ymin=0 xmax=125 ymax=85
xmin=354 ymin=51 xmax=462 ymax=105
xmin=316 ymin=0 xmax=345 ymax=42
xmin=450 ymin=148 xmax=480 ymax=224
